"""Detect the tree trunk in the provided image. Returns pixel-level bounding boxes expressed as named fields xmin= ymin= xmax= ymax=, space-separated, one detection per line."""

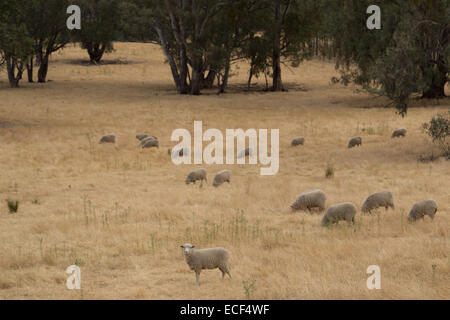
xmin=154 ymin=23 xmax=181 ymax=92
xmin=37 ymin=54 xmax=49 ymax=83
xmin=35 ymin=53 xmax=41 ymax=67
xmin=164 ymin=0 xmax=190 ymax=94
xmin=5 ymin=55 xmax=23 ymax=88
xmin=422 ymin=82 xmax=446 ymax=99
xmin=264 ymin=69 xmax=269 ymax=91
xmin=219 ymin=57 xmax=231 ymax=94
xmin=26 ymin=56 xmax=34 ymax=83
xmin=202 ymin=70 xmax=216 ymax=89
xmin=87 ymin=43 xmax=106 ymax=64
xmin=248 ymin=65 xmax=254 ymax=90
xmin=421 ymin=59 xmax=447 ymax=99
xmin=420 ymin=15 xmax=448 ymax=99
xmin=178 ymin=48 xmax=190 ymax=94
xmin=191 ymin=67 xmax=203 ymax=95
xmin=271 ymin=2 xmax=284 ymax=92
xmin=271 ymin=53 xmax=283 ymax=91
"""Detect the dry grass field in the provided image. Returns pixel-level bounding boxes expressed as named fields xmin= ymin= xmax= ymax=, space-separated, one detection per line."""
xmin=0 ymin=43 xmax=449 ymax=300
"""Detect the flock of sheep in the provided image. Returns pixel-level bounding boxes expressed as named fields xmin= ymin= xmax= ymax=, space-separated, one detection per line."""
xmin=290 ymin=189 xmax=438 ymax=225
xmin=98 ymin=126 xmax=439 ymax=286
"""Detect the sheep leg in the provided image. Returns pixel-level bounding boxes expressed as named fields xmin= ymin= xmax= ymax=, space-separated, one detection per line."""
xmin=195 ymin=271 xmax=201 ymax=286
xmin=429 ymin=209 xmax=437 ymax=220
xmin=220 ymin=267 xmax=231 ymax=280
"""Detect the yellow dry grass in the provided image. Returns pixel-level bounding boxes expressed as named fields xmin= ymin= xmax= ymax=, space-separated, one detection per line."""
xmin=0 ymin=43 xmax=449 ymax=300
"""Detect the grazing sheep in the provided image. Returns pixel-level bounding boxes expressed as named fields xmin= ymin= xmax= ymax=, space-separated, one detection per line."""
xmin=213 ymin=170 xmax=231 ymax=187
xmin=321 ymin=202 xmax=357 ymax=226
xmin=99 ymin=135 xmax=116 ymax=144
xmin=348 ymin=136 xmax=362 ymax=148
xmin=185 ymin=168 xmax=207 ymax=185
xmin=291 ymin=137 xmax=305 ymax=147
xmin=180 ymin=243 xmax=231 ymax=286
xmin=391 ymin=128 xmax=407 ymax=138
xmin=361 ymin=191 xmax=395 ymax=214
xmin=140 ymin=135 xmax=158 ymax=144
xmin=237 ymin=147 xmax=253 ymax=159
xmin=141 ymin=136 xmax=159 ymax=148
xmin=408 ymin=200 xmax=438 ymax=222
xmin=136 ymin=134 xmax=149 ymax=141
xmin=290 ymin=189 xmax=326 ymax=212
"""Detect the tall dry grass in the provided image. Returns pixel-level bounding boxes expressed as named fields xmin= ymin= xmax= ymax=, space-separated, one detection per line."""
xmin=0 ymin=43 xmax=448 ymax=299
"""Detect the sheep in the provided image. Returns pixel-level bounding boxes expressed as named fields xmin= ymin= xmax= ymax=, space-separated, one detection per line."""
xmin=290 ymin=189 xmax=326 ymax=212
xmin=180 ymin=243 xmax=231 ymax=286
xmin=348 ymin=136 xmax=362 ymax=148
xmin=361 ymin=191 xmax=395 ymax=214
xmin=237 ymin=147 xmax=253 ymax=159
xmin=185 ymin=168 xmax=207 ymax=185
xmin=212 ymin=170 xmax=231 ymax=187
xmin=321 ymin=202 xmax=357 ymax=226
xmin=136 ymin=134 xmax=149 ymax=141
xmin=391 ymin=128 xmax=407 ymax=138
xmin=140 ymin=136 xmax=159 ymax=148
xmin=291 ymin=137 xmax=305 ymax=147
xmin=99 ymin=135 xmax=116 ymax=144
xmin=408 ymin=200 xmax=438 ymax=222
xmin=140 ymin=135 xmax=158 ymax=144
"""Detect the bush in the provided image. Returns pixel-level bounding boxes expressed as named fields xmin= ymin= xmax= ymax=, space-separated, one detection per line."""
xmin=325 ymin=164 xmax=335 ymax=178
xmin=423 ymin=111 xmax=450 ymax=157
xmin=6 ymin=199 xmax=19 ymax=213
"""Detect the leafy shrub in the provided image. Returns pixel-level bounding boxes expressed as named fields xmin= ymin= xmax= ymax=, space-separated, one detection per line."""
xmin=325 ymin=164 xmax=335 ymax=178
xmin=6 ymin=199 xmax=19 ymax=213
xmin=423 ymin=111 xmax=450 ymax=157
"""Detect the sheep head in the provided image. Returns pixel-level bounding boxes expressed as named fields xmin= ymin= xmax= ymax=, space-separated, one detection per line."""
xmin=180 ymin=243 xmax=195 ymax=255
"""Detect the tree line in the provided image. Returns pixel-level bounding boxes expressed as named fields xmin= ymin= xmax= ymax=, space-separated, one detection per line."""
xmin=0 ymin=0 xmax=448 ymax=115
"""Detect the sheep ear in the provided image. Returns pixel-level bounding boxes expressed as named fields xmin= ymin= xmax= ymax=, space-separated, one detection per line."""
xmin=180 ymin=246 xmax=184 ymax=248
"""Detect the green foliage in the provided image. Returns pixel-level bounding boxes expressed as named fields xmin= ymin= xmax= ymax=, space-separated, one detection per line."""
xmin=422 ymin=111 xmax=450 ymax=156
xmin=6 ymin=199 xmax=19 ymax=213
xmin=23 ymin=0 xmax=71 ymax=82
xmin=1 ymin=0 xmax=447 ymax=99
xmin=140 ymin=0 xmax=323 ymax=94
xmin=325 ymin=163 xmax=335 ymax=178
xmin=242 ymin=279 xmax=256 ymax=299
xmin=326 ymin=0 xmax=449 ymax=115
xmin=0 ymin=0 xmax=34 ymax=87
xmin=241 ymin=0 xmax=321 ymax=91
xmin=75 ymin=0 xmax=121 ymax=63
xmin=117 ymin=1 xmax=158 ymax=42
